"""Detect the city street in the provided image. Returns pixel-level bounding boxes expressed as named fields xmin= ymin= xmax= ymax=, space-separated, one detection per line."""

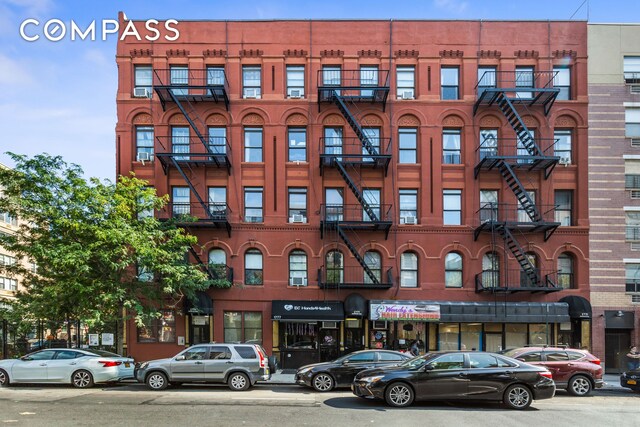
xmin=0 ymin=383 xmax=637 ymax=427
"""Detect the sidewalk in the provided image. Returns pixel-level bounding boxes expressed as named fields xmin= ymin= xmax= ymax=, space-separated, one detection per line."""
xmin=602 ymin=374 xmax=624 ymax=391
xmin=265 ymin=370 xmax=296 ymax=385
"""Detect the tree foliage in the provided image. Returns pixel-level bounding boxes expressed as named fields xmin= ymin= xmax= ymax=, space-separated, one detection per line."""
xmin=0 ymin=153 xmax=225 ymax=337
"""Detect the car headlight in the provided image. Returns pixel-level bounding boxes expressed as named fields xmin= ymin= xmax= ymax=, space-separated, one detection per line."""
xmin=362 ymin=375 xmax=385 ymax=384
xmin=297 ymin=367 xmax=312 ymax=375
xmin=622 ymin=372 xmax=627 ymax=378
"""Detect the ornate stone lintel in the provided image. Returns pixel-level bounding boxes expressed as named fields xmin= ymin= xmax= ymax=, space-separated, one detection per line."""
xmin=240 ymin=49 xmax=263 ymax=58
xmin=167 ymin=49 xmax=189 ymax=57
xmin=477 ymin=50 xmax=501 ymax=59
xmin=440 ymin=50 xmax=464 ymax=58
xmin=130 ymin=49 xmax=152 ymax=57
xmin=320 ymin=49 xmax=344 ymax=58
xmin=553 ymin=49 xmax=577 ymax=59
xmin=395 ymin=49 xmax=419 ymax=58
xmin=514 ymin=50 xmax=539 ymax=59
xmin=203 ymin=49 xmax=227 ymax=57
xmin=358 ymin=49 xmax=382 ymax=58
xmin=284 ymin=49 xmax=308 ymax=57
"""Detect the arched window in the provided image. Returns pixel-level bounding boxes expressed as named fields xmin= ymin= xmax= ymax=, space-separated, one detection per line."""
xmin=482 ymin=252 xmax=499 ymax=288
xmin=400 ymin=252 xmax=418 ymax=288
xmin=245 ymin=249 xmax=263 ymax=285
xmin=208 ymin=248 xmax=227 ymax=281
xmin=521 ymin=252 xmax=539 ymax=286
xmin=558 ymin=253 xmax=574 ymax=289
xmin=364 ymin=251 xmax=382 ymax=284
xmin=326 ymin=251 xmax=343 ymax=285
xmin=445 ymin=252 xmax=463 ymax=288
xmin=289 ymin=250 xmax=308 ymax=286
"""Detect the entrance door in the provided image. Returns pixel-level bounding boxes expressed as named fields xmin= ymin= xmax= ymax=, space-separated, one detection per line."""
xmin=485 ymin=332 xmax=503 ymax=352
xmin=190 ymin=316 xmax=211 ymax=345
xmin=344 ymin=326 xmax=364 ymax=354
xmin=319 ymin=328 xmax=339 ymax=362
xmin=605 ymin=329 xmax=631 ymax=374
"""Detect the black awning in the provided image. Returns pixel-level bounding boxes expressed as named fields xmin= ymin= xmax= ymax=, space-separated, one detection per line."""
xmin=605 ymin=310 xmax=635 ymax=329
xmin=272 ymin=300 xmax=344 ymax=321
xmin=344 ymin=293 xmax=368 ymax=318
xmin=559 ymin=296 xmax=592 ymax=319
xmin=184 ymin=291 xmax=213 ymax=315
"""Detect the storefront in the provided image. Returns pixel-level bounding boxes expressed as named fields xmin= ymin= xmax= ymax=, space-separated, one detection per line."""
xmin=368 ymin=300 xmax=570 ymax=354
xmin=184 ymin=291 xmax=214 ymax=346
xmin=272 ymin=300 xmax=344 ymax=370
xmin=558 ymin=295 xmax=592 ymax=350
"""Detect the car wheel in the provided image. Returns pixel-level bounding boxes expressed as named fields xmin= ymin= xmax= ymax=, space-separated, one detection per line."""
xmin=568 ymin=375 xmax=592 ymax=396
xmin=503 ymin=384 xmax=532 ymax=410
xmin=228 ymin=372 xmax=250 ymax=391
xmin=0 ymin=369 xmax=10 ymax=387
xmin=385 ymin=382 xmax=414 ymax=407
xmin=312 ymin=373 xmax=334 ymax=392
xmin=146 ymin=372 xmax=169 ymax=391
xmin=72 ymin=370 xmax=94 ymax=389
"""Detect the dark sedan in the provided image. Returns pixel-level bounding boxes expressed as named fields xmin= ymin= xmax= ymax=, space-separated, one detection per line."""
xmin=620 ymin=369 xmax=640 ymax=392
xmin=296 ymin=349 xmax=411 ymax=392
xmin=352 ymin=351 xmax=555 ymax=409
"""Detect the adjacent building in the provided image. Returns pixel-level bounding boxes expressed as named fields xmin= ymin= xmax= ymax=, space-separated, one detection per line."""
xmin=588 ymin=24 xmax=640 ymax=373
xmin=116 ymin=16 xmax=590 ymax=367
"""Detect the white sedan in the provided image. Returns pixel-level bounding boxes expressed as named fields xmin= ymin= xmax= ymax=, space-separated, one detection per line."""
xmin=0 ymin=348 xmax=134 ymax=388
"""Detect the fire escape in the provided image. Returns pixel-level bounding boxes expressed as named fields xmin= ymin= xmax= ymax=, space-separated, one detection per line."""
xmin=473 ymin=70 xmax=561 ymax=293
xmin=152 ymin=68 xmax=233 ymax=282
xmin=317 ymin=69 xmax=393 ymax=289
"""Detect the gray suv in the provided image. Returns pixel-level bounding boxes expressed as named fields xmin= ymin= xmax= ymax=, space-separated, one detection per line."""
xmin=136 ymin=343 xmax=271 ymax=391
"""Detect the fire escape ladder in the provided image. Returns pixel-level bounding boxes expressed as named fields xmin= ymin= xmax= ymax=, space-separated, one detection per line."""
xmin=496 ymin=225 xmax=541 ymax=287
xmin=335 ymin=161 xmax=378 ymax=222
xmin=498 ymin=161 xmax=541 ymax=222
xmin=337 ymin=224 xmax=379 ymax=285
xmin=332 ymin=92 xmax=378 ymax=157
xmin=495 ymin=92 xmax=542 ymax=157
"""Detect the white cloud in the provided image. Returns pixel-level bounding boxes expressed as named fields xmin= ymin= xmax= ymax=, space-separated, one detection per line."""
xmin=0 ymin=54 xmax=34 ymax=86
xmin=434 ymin=0 xmax=469 ymax=14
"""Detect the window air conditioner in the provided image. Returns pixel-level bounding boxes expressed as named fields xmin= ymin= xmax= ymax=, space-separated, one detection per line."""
xmin=322 ymin=321 xmax=337 ymax=329
xmin=136 ymin=152 xmax=152 ymax=162
xmin=289 ymin=89 xmax=303 ymax=98
xmin=289 ymin=277 xmax=307 ymax=286
xmin=289 ymin=214 xmax=306 ymax=223
xmin=401 ymin=216 xmax=417 ymax=225
xmin=630 ymin=85 xmax=640 ymax=94
xmin=558 ymin=157 xmax=571 ymax=166
xmin=400 ymin=90 xmax=414 ymax=100
xmin=134 ymin=87 xmax=151 ymax=98
xmin=631 ymin=138 xmax=640 ymax=148
xmin=244 ymin=88 xmax=258 ymax=99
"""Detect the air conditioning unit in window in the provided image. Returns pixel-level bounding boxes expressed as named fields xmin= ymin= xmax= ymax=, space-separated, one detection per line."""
xmin=288 ymin=89 xmax=303 ymax=98
xmin=559 ymin=157 xmax=571 ymax=166
xmin=136 ymin=152 xmax=152 ymax=162
xmin=245 ymin=216 xmax=262 ymax=223
xmin=289 ymin=214 xmax=306 ymax=223
xmin=289 ymin=277 xmax=307 ymax=286
xmin=244 ymin=88 xmax=259 ymax=99
xmin=322 ymin=321 xmax=337 ymax=329
xmin=400 ymin=90 xmax=414 ymax=100
xmin=134 ymin=87 xmax=152 ymax=98
xmin=631 ymin=138 xmax=640 ymax=147
xmin=630 ymin=85 xmax=640 ymax=94
xmin=401 ymin=216 xmax=417 ymax=225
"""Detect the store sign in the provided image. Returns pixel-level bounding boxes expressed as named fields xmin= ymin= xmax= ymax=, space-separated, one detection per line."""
xmin=272 ymin=300 xmax=344 ymax=321
xmin=370 ymin=303 xmax=440 ymax=321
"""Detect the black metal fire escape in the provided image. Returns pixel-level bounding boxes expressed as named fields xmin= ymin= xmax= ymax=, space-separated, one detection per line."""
xmin=152 ymin=68 xmax=231 ymax=239
xmin=473 ymin=70 xmax=561 ymax=293
xmin=317 ymin=69 xmax=392 ymax=289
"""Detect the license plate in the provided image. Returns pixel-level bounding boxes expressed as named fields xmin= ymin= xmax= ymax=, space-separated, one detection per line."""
xmin=628 ymin=379 xmax=636 ymax=385
xmin=125 ymin=363 xmax=131 ymax=368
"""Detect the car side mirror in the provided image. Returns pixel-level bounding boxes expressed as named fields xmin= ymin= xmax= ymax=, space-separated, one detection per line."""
xmin=516 ymin=358 xmax=525 ymax=362
xmin=20 ymin=356 xmax=32 ymax=361
xmin=342 ymin=359 xmax=350 ymax=365
xmin=423 ymin=364 xmax=434 ymax=371
xmin=175 ymin=355 xmax=186 ymax=361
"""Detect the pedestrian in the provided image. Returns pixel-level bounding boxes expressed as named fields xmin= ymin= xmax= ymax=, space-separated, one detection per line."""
xmin=410 ymin=340 xmax=419 ymax=357
xmin=626 ymin=345 xmax=640 ymax=371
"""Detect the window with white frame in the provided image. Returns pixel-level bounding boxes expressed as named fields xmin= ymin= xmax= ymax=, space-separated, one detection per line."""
xmin=553 ymin=67 xmax=571 ymax=100
xmin=171 ymin=126 xmax=190 ymax=160
xmin=172 ymin=187 xmax=190 ymax=216
xmin=0 ymin=277 xmax=18 ymax=291
xmin=443 ymin=189 xmax=462 ymax=225
xmin=244 ymin=187 xmax=263 ymax=222
xmin=477 ymin=66 xmax=496 ymax=96
xmin=245 ymin=249 xmax=263 ymax=285
xmin=364 ymin=251 xmax=382 ymax=284
xmin=399 ymin=128 xmax=417 ymax=164
xmin=443 ymin=129 xmax=461 ymax=164
xmin=170 ymin=65 xmax=188 ymax=95
xmin=554 ymin=129 xmax=572 ymax=164
xmin=397 ymin=67 xmax=415 ymax=99
xmin=624 ymin=57 xmax=640 ymax=83
xmin=134 ymin=65 xmax=152 ymax=95
xmin=400 ymin=252 xmax=418 ymax=287
xmin=445 ymin=252 xmax=463 ymax=288
xmin=207 ymin=66 xmax=225 ymax=85
xmin=399 ymin=189 xmax=418 ymax=224
xmin=626 ymin=108 xmax=640 ymax=138
xmin=244 ymin=127 xmax=263 ymax=162
xmin=555 ymin=190 xmax=573 ymax=226
xmin=242 ymin=66 xmax=261 ymax=98
xmin=288 ymin=128 xmax=306 ymax=161
xmin=286 ymin=66 xmax=305 ymax=97
xmin=288 ymin=188 xmax=307 ymax=222
xmin=289 ymin=250 xmax=308 ymax=286
xmin=441 ymin=67 xmax=459 ymax=100
xmin=135 ymin=126 xmax=154 ymax=160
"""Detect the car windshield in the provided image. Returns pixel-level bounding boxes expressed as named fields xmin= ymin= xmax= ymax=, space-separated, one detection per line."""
xmin=398 ymin=353 xmax=439 ymax=369
xmin=84 ymin=349 xmax=123 ymax=358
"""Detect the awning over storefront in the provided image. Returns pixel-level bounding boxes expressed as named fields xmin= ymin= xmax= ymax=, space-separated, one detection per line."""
xmin=369 ymin=300 xmax=570 ymax=323
xmin=272 ymin=300 xmax=344 ymax=321
xmin=558 ymin=296 xmax=592 ymax=319
xmin=344 ymin=293 xmax=368 ymax=318
xmin=184 ymin=291 xmax=213 ymax=315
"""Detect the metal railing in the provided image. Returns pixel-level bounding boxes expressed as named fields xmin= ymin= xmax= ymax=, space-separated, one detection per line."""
xmin=317 ymin=69 xmax=390 ymax=89
xmin=476 ymin=70 xmax=557 ymax=93
xmin=155 ymin=136 xmax=231 ymax=156
xmin=476 ymin=138 xmax=559 ymax=160
xmin=205 ymin=264 xmax=234 ymax=283
xmin=318 ymin=266 xmax=393 ymax=288
xmin=626 ymin=226 xmax=640 ymax=241
xmin=153 ymin=68 xmax=230 ymax=95
xmin=476 ymin=203 xmax=558 ymax=225
xmin=475 ymin=268 xmax=560 ymax=291
xmin=320 ymin=137 xmax=392 ymax=159
xmin=158 ymin=202 xmax=230 ymax=221
xmin=321 ymin=204 xmax=393 ymax=223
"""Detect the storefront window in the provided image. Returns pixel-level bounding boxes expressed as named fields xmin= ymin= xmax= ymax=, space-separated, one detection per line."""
xmin=438 ymin=323 xmax=460 ymax=350
xmin=397 ymin=322 xmax=426 ymax=353
xmin=460 ymin=323 xmax=481 ymax=351
xmin=529 ymin=323 xmax=550 ymax=346
xmin=282 ymin=322 xmax=318 ymax=349
xmin=223 ymin=311 xmax=262 ymax=344
xmin=505 ymin=323 xmax=527 ymax=349
xmin=137 ymin=310 xmax=176 ymax=343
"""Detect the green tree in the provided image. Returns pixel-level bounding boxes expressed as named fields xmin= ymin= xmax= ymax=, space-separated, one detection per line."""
xmin=0 ymin=153 xmax=228 ymax=355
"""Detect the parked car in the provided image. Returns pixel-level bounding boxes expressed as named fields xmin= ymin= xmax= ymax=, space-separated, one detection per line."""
xmin=620 ymin=368 xmax=640 ymax=392
xmin=295 ymin=349 xmax=411 ymax=392
xmin=502 ymin=347 xmax=603 ymax=396
xmin=0 ymin=348 xmax=134 ymax=388
xmin=136 ymin=343 xmax=270 ymax=391
xmin=352 ymin=351 xmax=555 ymax=409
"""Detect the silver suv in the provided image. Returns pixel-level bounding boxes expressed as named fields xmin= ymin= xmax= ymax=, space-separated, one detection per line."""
xmin=136 ymin=343 xmax=271 ymax=391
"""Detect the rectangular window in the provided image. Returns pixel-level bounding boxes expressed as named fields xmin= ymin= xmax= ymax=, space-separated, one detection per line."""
xmin=441 ymin=67 xmax=459 ymax=100
xmin=517 ymin=128 xmax=535 ymax=163
xmin=323 ymin=66 xmax=341 ymax=86
xmin=399 ymin=189 xmax=418 ymax=224
xmin=443 ymin=189 xmax=462 ymax=225
xmin=325 ymin=188 xmax=344 ymax=222
xmin=244 ymin=187 xmax=263 ymax=222
xmin=172 ymin=187 xmax=190 ymax=216
xmin=286 ymin=65 xmax=305 ymax=97
xmin=477 ymin=66 xmax=496 ymax=96
xmin=0 ymin=254 xmax=16 ymax=266
xmin=242 ymin=66 xmax=262 ymax=98
xmin=207 ymin=66 xmax=225 ymax=86
xmin=135 ymin=126 xmax=154 ymax=161
xmin=626 ymin=108 xmax=640 ymax=138
xmin=324 ymin=127 xmax=343 ymax=160
xmin=553 ymin=67 xmax=571 ymax=100
xmin=555 ymin=190 xmax=573 ymax=226
xmin=479 ymin=129 xmax=498 ymax=159
xmin=134 ymin=65 xmax=152 ymax=97
xmin=0 ymin=212 xmax=17 ymax=226
xmin=170 ymin=65 xmax=188 ymax=95
xmin=208 ymin=187 xmax=227 ymax=218
xmin=171 ymin=127 xmax=190 ymax=160
xmin=224 ymin=312 xmax=262 ymax=344
xmin=137 ymin=186 xmax=155 ymax=220
xmin=360 ymin=65 xmax=379 ymax=97
xmin=362 ymin=127 xmax=381 ymax=162
xmin=400 ymin=252 xmax=418 ymax=288
xmin=517 ymin=191 xmax=536 ymax=223
xmin=480 ymin=190 xmax=498 ymax=223
xmin=626 ymin=264 xmax=640 ymax=292
xmin=554 ymin=130 xmax=572 ymax=164
xmin=515 ymin=66 xmax=534 ymax=99
xmin=362 ymin=188 xmax=381 ymax=222
xmin=244 ymin=127 xmax=263 ymax=162
xmin=137 ymin=310 xmax=176 ymax=343
xmin=398 ymin=128 xmax=417 ymax=164
xmin=208 ymin=127 xmax=227 ymax=155
xmin=443 ymin=129 xmax=461 ymax=164
xmin=397 ymin=66 xmax=415 ymax=99
xmin=0 ymin=277 xmax=17 ymax=291
xmin=288 ymin=128 xmax=306 ymax=162
xmin=624 ymin=56 xmax=640 ymax=83
xmin=288 ymin=188 xmax=307 ymax=222
xmin=528 ymin=324 xmax=549 ymax=346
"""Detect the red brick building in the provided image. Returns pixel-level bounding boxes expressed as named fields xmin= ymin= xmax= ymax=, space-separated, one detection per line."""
xmin=116 ymin=16 xmax=590 ymax=367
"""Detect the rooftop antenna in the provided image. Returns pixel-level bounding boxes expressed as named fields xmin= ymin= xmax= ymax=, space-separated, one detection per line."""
xmin=569 ymin=0 xmax=588 ymax=20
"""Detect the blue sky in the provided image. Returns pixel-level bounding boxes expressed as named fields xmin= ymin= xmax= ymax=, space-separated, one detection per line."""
xmin=0 ymin=0 xmax=638 ymax=180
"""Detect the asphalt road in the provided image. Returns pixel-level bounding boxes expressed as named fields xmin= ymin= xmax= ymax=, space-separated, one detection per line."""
xmin=0 ymin=384 xmax=637 ymax=427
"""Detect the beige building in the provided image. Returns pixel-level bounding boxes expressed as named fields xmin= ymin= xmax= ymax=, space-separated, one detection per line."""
xmin=588 ymin=24 xmax=640 ymax=373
